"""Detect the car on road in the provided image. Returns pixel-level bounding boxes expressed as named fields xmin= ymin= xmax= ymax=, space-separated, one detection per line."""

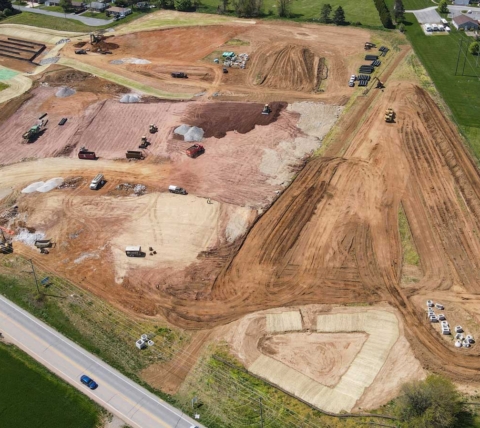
xmin=80 ymin=375 xmax=98 ymax=390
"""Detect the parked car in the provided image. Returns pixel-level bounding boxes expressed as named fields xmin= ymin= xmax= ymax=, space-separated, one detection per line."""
xmin=80 ymin=375 xmax=98 ymax=390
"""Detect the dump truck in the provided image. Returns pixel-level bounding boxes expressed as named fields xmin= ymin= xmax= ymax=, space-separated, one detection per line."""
xmin=171 ymin=72 xmax=187 ymax=78
xmin=385 ymin=108 xmax=394 ymax=123
xmin=125 ymin=246 xmax=142 ymax=257
xmin=168 ymin=185 xmax=187 ymax=195
xmin=90 ymin=173 xmax=104 ymax=190
xmin=22 ymin=119 xmax=46 ymax=142
xmin=78 ymin=147 xmax=96 ymax=160
xmin=186 ymin=144 xmax=205 ymax=158
xmin=126 ymin=151 xmax=144 ymax=159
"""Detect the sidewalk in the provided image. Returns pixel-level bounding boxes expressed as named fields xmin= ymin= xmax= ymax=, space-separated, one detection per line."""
xmin=12 ymin=5 xmax=114 ymax=26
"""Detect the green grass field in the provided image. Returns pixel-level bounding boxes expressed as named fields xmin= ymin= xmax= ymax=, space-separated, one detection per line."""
xmin=404 ymin=14 xmax=480 ymax=159
xmin=385 ymin=0 xmax=433 ymax=11
xmin=198 ymin=0 xmax=382 ymax=27
xmin=39 ymin=5 xmax=65 ymax=12
xmin=0 ymin=342 xmax=101 ymax=428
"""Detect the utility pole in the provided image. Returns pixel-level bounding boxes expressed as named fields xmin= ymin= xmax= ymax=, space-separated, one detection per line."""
xmin=259 ymin=398 xmax=264 ymax=428
xmin=29 ymin=259 xmax=40 ymax=295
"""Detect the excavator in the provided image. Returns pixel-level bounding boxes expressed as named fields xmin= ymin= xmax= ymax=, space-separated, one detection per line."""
xmin=0 ymin=226 xmax=14 ymax=254
xmin=22 ymin=119 xmax=47 ymax=142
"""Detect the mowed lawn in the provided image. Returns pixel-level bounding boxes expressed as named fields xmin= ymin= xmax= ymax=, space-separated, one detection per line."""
xmin=0 ymin=343 xmax=101 ymax=428
xmin=200 ymin=0 xmax=382 ymax=27
xmin=404 ymin=14 xmax=480 ymax=158
xmin=385 ymin=0 xmax=433 ymax=11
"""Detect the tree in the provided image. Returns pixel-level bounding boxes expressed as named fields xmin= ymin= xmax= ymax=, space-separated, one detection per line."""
xmin=0 ymin=0 xmax=12 ymax=12
xmin=174 ymin=0 xmax=192 ymax=10
xmin=319 ymin=3 xmax=332 ymax=23
xmin=438 ymin=0 xmax=448 ymax=14
xmin=398 ymin=22 xmax=405 ymax=32
xmin=332 ymin=5 xmax=345 ymax=25
xmin=469 ymin=41 xmax=480 ymax=55
xmin=219 ymin=0 xmax=229 ymax=12
xmin=396 ymin=375 xmax=464 ymax=428
xmin=156 ymin=0 xmax=175 ymax=9
xmin=277 ymin=0 xmax=293 ymax=17
xmin=232 ymin=0 xmax=263 ymax=17
xmin=394 ymin=0 xmax=405 ymax=23
xmin=59 ymin=0 xmax=72 ymax=13
xmin=373 ymin=0 xmax=394 ymax=28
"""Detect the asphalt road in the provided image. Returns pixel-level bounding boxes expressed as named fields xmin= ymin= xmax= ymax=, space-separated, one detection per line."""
xmin=0 ymin=295 xmax=203 ymax=428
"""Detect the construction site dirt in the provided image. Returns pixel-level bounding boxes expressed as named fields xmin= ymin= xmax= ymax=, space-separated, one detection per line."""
xmin=4 ymin=14 xmax=480 ymax=412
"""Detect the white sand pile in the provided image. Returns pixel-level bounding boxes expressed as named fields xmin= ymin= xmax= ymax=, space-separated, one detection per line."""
xmin=13 ymin=228 xmax=46 ymax=247
xmin=174 ymin=124 xmax=191 ymax=136
xmin=184 ymin=126 xmax=204 ymax=142
xmin=22 ymin=181 xmax=45 ymax=194
xmin=122 ymin=58 xmax=151 ymax=65
xmin=120 ymin=94 xmax=141 ymax=103
xmin=37 ymin=178 xmax=64 ymax=193
xmin=56 ymin=86 xmax=76 ymax=98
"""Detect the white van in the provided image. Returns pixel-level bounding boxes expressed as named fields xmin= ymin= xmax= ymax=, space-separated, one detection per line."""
xmin=432 ymin=24 xmax=438 ymax=31
xmin=438 ymin=24 xmax=445 ymax=31
xmin=90 ymin=173 xmax=104 ymax=190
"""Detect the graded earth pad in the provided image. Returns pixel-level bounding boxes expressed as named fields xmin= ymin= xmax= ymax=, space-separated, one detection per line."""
xmin=223 ymin=305 xmax=424 ymax=412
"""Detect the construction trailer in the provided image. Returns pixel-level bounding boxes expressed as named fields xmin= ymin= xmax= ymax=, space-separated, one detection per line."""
xmin=125 ymin=246 xmax=142 ymax=257
xmin=126 ymin=150 xmax=144 ymax=159
xmin=78 ymin=147 xmax=96 ymax=160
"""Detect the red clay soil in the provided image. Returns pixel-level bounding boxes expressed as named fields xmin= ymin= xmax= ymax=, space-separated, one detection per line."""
xmin=182 ymin=101 xmax=287 ymax=138
xmin=154 ymin=81 xmax=480 ymax=382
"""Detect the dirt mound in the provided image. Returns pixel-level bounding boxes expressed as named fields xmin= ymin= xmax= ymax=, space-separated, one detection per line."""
xmin=249 ymin=44 xmax=322 ymax=92
xmin=183 ymin=102 xmax=288 ymax=138
xmin=91 ymin=40 xmax=119 ymax=51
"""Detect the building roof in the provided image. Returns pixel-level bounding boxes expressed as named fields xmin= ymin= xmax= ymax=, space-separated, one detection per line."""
xmin=90 ymin=1 xmax=105 ymax=7
xmin=106 ymin=6 xmax=131 ymax=12
xmin=453 ymin=14 xmax=479 ymax=26
xmin=72 ymin=1 xmax=85 ymax=6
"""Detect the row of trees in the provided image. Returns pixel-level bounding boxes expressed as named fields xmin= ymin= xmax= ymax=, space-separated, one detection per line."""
xmin=320 ymin=4 xmax=346 ymax=25
xmin=374 ymin=0 xmax=394 ymax=28
xmin=0 ymin=0 xmax=13 ymax=19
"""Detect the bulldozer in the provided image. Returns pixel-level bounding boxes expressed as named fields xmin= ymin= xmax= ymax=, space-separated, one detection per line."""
xmin=262 ymin=104 xmax=272 ymax=115
xmin=139 ymin=136 xmax=150 ymax=149
xmin=0 ymin=226 xmax=13 ymax=254
xmin=22 ymin=119 xmax=47 ymax=142
xmin=385 ymin=108 xmax=395 ymax=123
xmin=149 ymin=124 xmax=158 ymax=134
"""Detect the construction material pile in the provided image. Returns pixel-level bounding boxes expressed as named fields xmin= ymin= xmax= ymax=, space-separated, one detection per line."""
xmin=120 ymin=94 xmax=141 ymax=103
xmin=40 ymin=57 xmax=60 ymax=65
xmin=21 ymin=178 xmax=64 ymax=194
xmin=55 ymin=87 xmax=76 ymax=98
xmin=174 ymin=124 xmax=204 ymax=142
xmin=223 ymin=52 xmax=249 ymax=69
xmin=13 ymin=228 xmax=46 ymax=247
xmin=110 ymin=58 xmax=151 ymax=65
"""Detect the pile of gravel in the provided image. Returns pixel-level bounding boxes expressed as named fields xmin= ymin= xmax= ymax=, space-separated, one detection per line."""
xmin=56 ymin=38 xmax=70 ymax=45
xmin=40 ymin=57 xmax=60 ymax=66
xmin=123 ymin=58 xmax=151 ymax=64
xmin=37 ymin=178 xmax=64 ymax=193
xmin=110 ymin=59 xmax=124 ymax=65
xmin=120 ymin=93 xmax=141 ymax=103
xmin=174 ymin=124 xmax=191 ymax=136
xmin=13 ymin=228 xmax=46 ymax=247
xmin=133 ymin=184 xmax=146 ymax=195
xmin=56 ymin=87 xmax=76 ymax=98
xmin=184 ymin=126 xmax=204 ymax=142
xmin=21 ymin=181 xmax=45 ymax=194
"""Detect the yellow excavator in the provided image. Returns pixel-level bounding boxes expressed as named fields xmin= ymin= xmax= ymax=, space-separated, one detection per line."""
xmin=0 ymin=226 xmax=13 ymax=254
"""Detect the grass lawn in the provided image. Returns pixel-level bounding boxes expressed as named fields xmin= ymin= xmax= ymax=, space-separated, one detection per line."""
xmin=385 ymin=0 xmax=434 ymax=11
xmin=0 ymin=82 xmax=9 ymax=92
xmin=404 ymin=14 xmax=480 ymax=159
xmin=39 ymin=5 xmax=65 ymax=12
xmin=0 ymin=342 xmax=101 ymax=428
xmin=198 ymin=0 xmax=382 ymax=27
xmin=80 ymin=11 xmax=111 ymax=19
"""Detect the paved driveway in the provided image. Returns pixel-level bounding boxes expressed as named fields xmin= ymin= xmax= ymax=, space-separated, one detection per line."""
xmin=12 ymin=5 xmax=114 ymax=26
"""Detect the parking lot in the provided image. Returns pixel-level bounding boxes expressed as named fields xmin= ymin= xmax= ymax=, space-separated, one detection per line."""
xmin=414 ymin=7 xmax=441 ymax=24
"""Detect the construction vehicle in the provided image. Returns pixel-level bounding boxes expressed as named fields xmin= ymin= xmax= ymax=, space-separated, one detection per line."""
xmin=125 ymin=246 xmax=143 ymax=257
xmin=385 ymin=108 xmax=394 ymax=123
xmin=126 ymin=150 xmax=144 ymax=159
xmin=262 ymin=104 xmax=271 ymax=115
xmin=0 ymin=227 xmax=13 ymax=254
xmin=90 ymin=31 xmax=105 ymax=45
xmin=171 ymin=72 xmax=187 ymax=78
xmin=22 ymin=119 xmax=46 ymax=142
xmin=149 ymin=124 xmax=158 ymax=134
xmin=90 ymin=173 xmax=104 ymax=190
xmin=364 ymin=42 xmax=376 ymax=50
xmin=376 ymin=80 xmax=385 ymax=89
xmin=168 ymin=185 xmax=187 ymax=195
xmin=139 ymin=136 xmax=150 ymax=149
xmin=78 ymin=147 xmax=96 ymax=160
xmin=34 ymin=239 xmax=52 ymax=249
xmin=186 ymin=144 xmax=205 ymax=158
xmin=75 ymin=49 xmax=87 ymax=54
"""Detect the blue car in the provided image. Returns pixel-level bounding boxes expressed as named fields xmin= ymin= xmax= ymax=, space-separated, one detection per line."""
xmin=80 ymin=375 xmax=98 ymax=390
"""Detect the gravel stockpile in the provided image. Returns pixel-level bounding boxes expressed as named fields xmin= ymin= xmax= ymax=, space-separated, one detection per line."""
xmin=110 ymin=58 xmax=151 ymax=65
xmin=120 ymin=94 xmax=141 ymax=103
xmin=37 ymin=178 xmax=64 ymax=193
xmin=55 ymin=87 xmax=76 ymax=98
xmin=21 ymin=181 xmax=45 ymax=194
xmin=184 ymin=126 xmax=204 ymax=142
xmin=13 ymin=228 xmax=46 ymax=247
xmin=40 ymin=57 xmax=60 ymax=65
xmin=174 ymin=124 xmax=191 ymax=136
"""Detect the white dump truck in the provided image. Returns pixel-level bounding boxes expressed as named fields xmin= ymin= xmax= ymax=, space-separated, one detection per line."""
xmin=90 ymin=173 xmax=104 ymax=190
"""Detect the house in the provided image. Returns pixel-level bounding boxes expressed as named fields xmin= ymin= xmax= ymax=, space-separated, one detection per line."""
xmin=90 ymin=1 xmax=107 ymax=11
xmin=452 ymin=14 xmax=479 ymax=30
xmin=105 ymin=6 xmax=132 ymax=16
xmin=71 ymin=1 xmax=86 ymax=9
xmin=136 ymin=1 xmax=150 ymax=8
xmin=453 ymin=0 xmax=469 ymax=5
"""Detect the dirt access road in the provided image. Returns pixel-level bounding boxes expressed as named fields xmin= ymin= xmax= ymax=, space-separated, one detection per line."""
xmin=156 ymin=76 xmax=480 ymax=382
